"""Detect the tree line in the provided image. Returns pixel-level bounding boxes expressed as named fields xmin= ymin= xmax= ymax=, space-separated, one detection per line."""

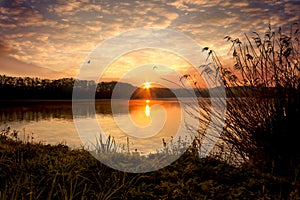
xmin=0 ymin=74 xmax=281 ymax=100
xmin=0 ymin=75 xmax=198 ymax=100
xmin=0 ymin=75 xmax=118 ymax=100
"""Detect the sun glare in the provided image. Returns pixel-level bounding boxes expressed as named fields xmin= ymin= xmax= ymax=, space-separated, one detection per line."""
xmin=145 ymin=104 xmax=150 ymax=117
xmin=144 ymin=82 xmax=151 ymax=89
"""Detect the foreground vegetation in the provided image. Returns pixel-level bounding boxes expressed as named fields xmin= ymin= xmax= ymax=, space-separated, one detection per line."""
xmin=196 ymin=24 xmax=300 ymax=181
xmin=0 ymin=128 xmax=299 ymax=200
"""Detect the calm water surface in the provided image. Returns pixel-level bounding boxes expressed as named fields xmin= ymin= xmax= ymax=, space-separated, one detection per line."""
xmin=0 ymin=99 xmax=185 ymax=154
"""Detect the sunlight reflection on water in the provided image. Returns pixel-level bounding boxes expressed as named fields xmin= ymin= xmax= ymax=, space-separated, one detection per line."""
xmin=0 ymin=99 xmax=186 ymax=153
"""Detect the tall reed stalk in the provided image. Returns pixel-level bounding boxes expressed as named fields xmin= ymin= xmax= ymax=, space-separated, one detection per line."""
xmin=201 ymin=24 xmax=300 ymax=177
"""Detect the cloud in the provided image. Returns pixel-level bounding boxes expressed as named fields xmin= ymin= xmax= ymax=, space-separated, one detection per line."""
xmin=0 ymin=40 xmax=14 ymax=56
xmin=0 ymin=0 xmax=299 ymax=79
xmin=0 ymin=55 xmax=71 ymax=79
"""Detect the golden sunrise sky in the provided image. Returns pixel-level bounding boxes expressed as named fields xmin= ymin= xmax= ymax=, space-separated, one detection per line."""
xmin=0 ymin=0 xmax=299 ymax=86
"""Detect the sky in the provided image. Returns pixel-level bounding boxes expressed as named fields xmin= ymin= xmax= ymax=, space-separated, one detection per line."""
xmin=0 ymin=0 xmax=300 ymax=85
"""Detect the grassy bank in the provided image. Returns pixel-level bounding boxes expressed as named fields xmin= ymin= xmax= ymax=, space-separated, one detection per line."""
xmin=0 ymin=129 xmax=299 ymax=200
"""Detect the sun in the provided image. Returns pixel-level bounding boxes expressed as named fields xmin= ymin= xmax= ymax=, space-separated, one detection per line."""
xmin=144 ymin=82 xmax=151 ymax=89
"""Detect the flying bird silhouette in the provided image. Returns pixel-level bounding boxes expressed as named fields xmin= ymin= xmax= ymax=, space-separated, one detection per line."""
xmin=87 ymin=60 xmax=91 ymax=64
xmin=202 ymin=47 xmax=209 ymax=52
xmin=179 ymin=74 xmax=190 ymax=81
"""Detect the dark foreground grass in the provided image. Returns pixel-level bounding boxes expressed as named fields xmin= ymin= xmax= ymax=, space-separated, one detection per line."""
xmin=0 ymin=135 xmax=299 ymax=200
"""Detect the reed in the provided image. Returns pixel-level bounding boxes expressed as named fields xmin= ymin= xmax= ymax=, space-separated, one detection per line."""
xmin=199 ymin=24 xmax=300 ymax=179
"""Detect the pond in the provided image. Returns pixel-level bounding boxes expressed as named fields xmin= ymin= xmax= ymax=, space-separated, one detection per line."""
xmin=0 ymin=99 xmax=193 ymax=154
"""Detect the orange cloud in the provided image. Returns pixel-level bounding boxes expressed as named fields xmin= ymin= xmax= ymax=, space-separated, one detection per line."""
xmin=0 ymin=0 xmax=299 ymax=80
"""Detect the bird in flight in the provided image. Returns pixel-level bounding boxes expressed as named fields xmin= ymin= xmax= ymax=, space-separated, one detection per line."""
xmin=87 ymin=60 xmax=91 ymax=64
xmin=179 ymin=74 xmax=190 ymax=81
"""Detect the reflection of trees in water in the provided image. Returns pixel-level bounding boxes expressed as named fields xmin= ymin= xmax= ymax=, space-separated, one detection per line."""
xmin=0 ymin=102 xmax=74 ymax=122
xmin=0 ymin=101 xmax=114 ymax=123
xmin=0 ymin=100 xmax=182 ymax=124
